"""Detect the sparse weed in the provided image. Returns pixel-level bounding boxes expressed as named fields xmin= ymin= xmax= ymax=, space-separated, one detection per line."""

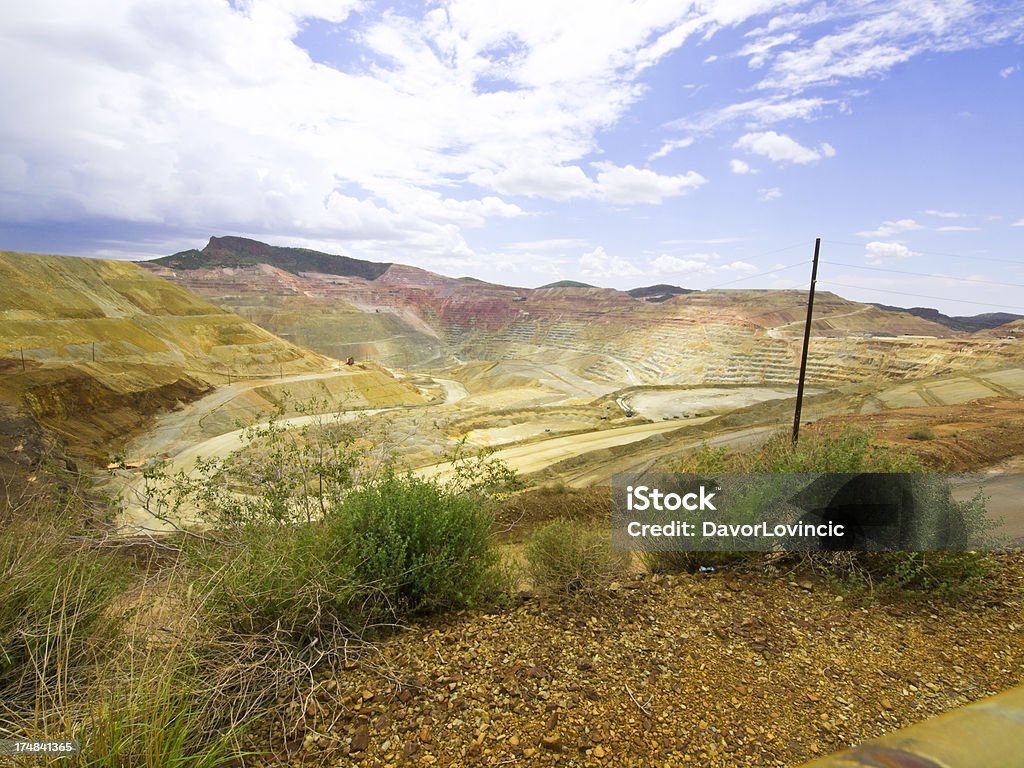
xmin=907 ymin=426 xmax=936 ymax=441
xmin=524 ymin=519 xmax=627 ymax=597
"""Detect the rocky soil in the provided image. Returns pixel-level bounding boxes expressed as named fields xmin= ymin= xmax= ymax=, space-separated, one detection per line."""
xmin=826 ymin=396 xmax=1024 ymax=471
xmin=254 ymin=559 xmax=1024 ymax=767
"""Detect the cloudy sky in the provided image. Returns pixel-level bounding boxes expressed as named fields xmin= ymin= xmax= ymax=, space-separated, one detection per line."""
xmin=1 ymin=0 xmax=1022 ymax=314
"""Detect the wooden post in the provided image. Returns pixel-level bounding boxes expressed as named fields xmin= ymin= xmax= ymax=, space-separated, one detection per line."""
xmin=21 ymin=348 xmax=26 ymax=371
xmin=792 ymin=238 xmax=821 ymax=444
xmin=92 ymin=342 xmax=96 ymax=362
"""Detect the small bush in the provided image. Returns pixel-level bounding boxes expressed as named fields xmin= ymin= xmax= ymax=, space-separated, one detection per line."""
xmin=193 ymin=472 xmax=505 ymax=643
xmin=1 ymin=513 xmax=251 ymax=767
xmin=0 ymin=513 xmax=126 ymax=706
xmin=524 ymin=519 xmax=627 ymax=596
xmin=678 ymin=426 xmax=926 ymax=474
xmin=907 ymin=426 xmax=936 ymax=441
xmin=331 ymin=472 xmax=503 ymax=622
xmin=77 ymin=640 xmax=249 ymax=768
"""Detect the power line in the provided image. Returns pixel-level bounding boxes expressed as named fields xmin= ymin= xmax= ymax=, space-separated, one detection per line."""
xmin=820 ymin=279 xmax=1024 ymax=313
xmin=704 ymin=262 xmax=806 ymax=290
xmin=822 ymin=238 xmax=1024 ymax=267
xmin=826 ymin=261 xmax=1024 ymax=291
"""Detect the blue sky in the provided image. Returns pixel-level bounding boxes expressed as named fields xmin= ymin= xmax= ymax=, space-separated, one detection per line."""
xmin=1 ymin=0 xmax=1022 ymax=315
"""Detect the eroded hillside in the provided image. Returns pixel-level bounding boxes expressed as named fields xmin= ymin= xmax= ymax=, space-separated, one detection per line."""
xmin=0 ymin=250 xmax=337 ymax=461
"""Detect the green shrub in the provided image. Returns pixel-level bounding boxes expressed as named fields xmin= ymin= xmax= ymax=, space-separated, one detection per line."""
xmin=857 ymin=551 xmax=993 ymax=598
xmin=680 ymin=426 xmax=926 ymax=474
xmin=907 ymin=426 xmax=936 ymax=441
xmin=192 ymin=471 xmax=504 ymax=643
xmin=330 ymin=472 xmax=502 ymax=622
xmin=673 ymin=426 xmax=997 ymax=599
xmin=524 ymin=519 xmax=627 ymax=596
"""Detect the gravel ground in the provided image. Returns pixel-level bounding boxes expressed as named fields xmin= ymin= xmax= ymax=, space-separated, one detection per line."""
xmin=255 ymin=557 xmax=1024 ymax=767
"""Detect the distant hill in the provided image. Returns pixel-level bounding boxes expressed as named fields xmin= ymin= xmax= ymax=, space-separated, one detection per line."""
xmin=538 ymin=280 xmax=598 ymax=289
xmin=871 ymin=304 xmax=1023 ymax=333
xmin=627 ymin=284 xmax=695 ymax=303
xmin=150 ymin=236 xmax=391 ymax=280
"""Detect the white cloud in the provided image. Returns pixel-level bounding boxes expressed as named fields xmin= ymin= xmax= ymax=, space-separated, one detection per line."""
xmin=651 ymin=253 xmax=756 ymax=276
xmin=592 ymin=162 xmax=707 ymax=204
xmin=0 ymin=0 xmax=744 ymax=261
xmin=579 ymin=246 xmax=643 ymax=279
xmin=473 ymin=161 xmax=706 ymax=204
xmin=738 ymin=32 xmax=798 ymax=69
xmin=754 ymin=3 xmax=1021 ymax=94
xmin=4 ymin=0 xmax=1023 ymax=281
xmin=649 ymin=137 xmax=694 ymax=161
xmin=857 ymin=219 xmax=922 ymax=238
xmin=653 ymin=253 xmax=718 ymax=274
xmin=720 ymin=260 xmax=759 ymax=275
xmin=470 ymin=164 xmax=595 ymax=201
xmin=734 ymin=131 xmax=835 ymax=164
xmin=865 ymin=241 xmax=916 ymax=264
xmin=758 ymin=187 xmax=782 ymax=201
xmin=936 ymin=225 xmax=980 ymax=232
xmin=504 ymin=238 xmax=589 ymax=251
xmin=729 ymin=159 xmax=755 ymax=174
xmin=1000 ymin=64 xmax=1020 ymax=78
xmin=1012 ymin=219 xmax=1024 ymax=227
xmin=669 ymin=97 xmax=831 ymax=134
xmin=924 ymin=209 xmax=965 ymax=219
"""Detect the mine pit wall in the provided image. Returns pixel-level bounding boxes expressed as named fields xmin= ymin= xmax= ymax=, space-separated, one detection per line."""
xmin=139 ymin=262 xmax=1019 ymax=385
xmin=439 ymin=315 xmax=1021 ymax=387
xmin=1 ymin=315 xmax=330 ymax=378
xmin=2 ymin=361 xmax=212 ymax=464
xmin=169 ymin=367 xmax=427 ymax=440
xmin=138 ymin=269 xmax=452 ymax=369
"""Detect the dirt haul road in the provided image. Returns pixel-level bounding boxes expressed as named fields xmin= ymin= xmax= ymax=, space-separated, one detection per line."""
xmin=415 ymin=419 xmax=710 ymax=483
xmin=115 ymin=407 xmax=699 ymax=531
xmin=113 ymin=372 xmax=464 ymax=531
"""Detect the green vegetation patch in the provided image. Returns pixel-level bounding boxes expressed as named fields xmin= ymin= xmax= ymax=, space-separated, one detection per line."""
xmin=665 ymin=426 xmax=1000 ymax=598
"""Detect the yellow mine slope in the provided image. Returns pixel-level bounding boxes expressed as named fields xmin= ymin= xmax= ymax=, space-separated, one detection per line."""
xmin=0 ymin=250 xmax=332 ymax=377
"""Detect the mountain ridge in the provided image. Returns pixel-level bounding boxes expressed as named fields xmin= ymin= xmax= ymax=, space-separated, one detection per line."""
xmin=145 ymin=238 xmax=1012 ymax=330
xmin=152 ymin=235 xmax=391 ymax=281
xmin=869 ymin=303 xmax=1023 ymax=332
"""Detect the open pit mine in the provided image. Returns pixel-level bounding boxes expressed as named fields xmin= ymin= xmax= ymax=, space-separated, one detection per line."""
xmin=3 ymin=237 xmax=1024 ymax=526
xmin=115 ymin=235 xmax=1024 ymax=518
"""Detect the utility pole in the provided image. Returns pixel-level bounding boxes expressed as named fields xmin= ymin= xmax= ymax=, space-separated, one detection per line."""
xmin=792 ymin=238 xmax=821 ymax=443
